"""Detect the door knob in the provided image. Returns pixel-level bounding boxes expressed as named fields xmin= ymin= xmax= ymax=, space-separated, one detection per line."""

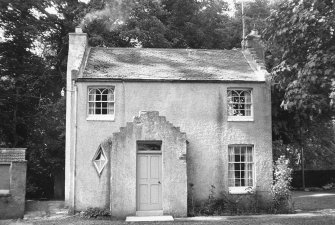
xmin=158 ymin=181 xmax=161 ymax=184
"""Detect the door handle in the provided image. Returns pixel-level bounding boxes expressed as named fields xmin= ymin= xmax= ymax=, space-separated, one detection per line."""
xmin=158 ymin=181 xmax=161 ymax=184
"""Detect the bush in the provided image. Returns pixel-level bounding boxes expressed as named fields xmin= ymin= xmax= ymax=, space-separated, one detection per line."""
xmin=189 ymin=185 xmax=259 ymax=216
xmin=271 ymin=156 xmax=294 ymax=213
xmin=81 ymin=207 xmax=111 ymax=219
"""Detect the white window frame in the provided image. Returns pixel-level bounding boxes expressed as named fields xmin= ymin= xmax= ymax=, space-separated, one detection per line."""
xmin=227 ymin=88 xmax=253 ymax=122
xmin=0 ymin=163 xmax=11 ymax=195
xmin=87 ymin=87 xmax=115 ymax=121
xmin=228 ymin=145 xmax=255 ymax=194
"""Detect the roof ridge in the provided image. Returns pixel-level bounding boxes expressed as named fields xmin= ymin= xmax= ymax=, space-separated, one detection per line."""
xmin=90 ymin=47 xmax=242 ymax=52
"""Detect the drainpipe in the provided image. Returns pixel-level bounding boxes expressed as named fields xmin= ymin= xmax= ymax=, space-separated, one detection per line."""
xmin=72 ymin=80 xmax=78 ymax=212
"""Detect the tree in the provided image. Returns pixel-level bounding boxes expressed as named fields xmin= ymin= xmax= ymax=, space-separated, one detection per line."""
xmin=82 ymin=0 xmax=245 ymax=49
xmin=263 ymin=0 xmax=335 ymax=171
xmin=0 ymin=0 xmax=88 ymax=198
xmin=0 ymin=0 xmax=48 ymax=147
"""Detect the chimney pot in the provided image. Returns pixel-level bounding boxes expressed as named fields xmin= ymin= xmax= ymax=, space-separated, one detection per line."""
xmin=75 ymin=27 xmax=83 ymax=33
xmin=250 ymin=29 xmax=258 ymax=36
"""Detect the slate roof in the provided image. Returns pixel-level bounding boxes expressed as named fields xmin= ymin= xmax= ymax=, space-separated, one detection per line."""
xmin=0 ymin=148 xmax=26 ymax=162
xmin=82 ymin=47 xmax=264 ymax=82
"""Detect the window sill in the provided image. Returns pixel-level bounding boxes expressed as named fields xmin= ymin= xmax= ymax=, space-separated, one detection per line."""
xmin=86 ymin=115 xmax=115 ymax=121
xmin=0 ymin=190 xmax=10 ymax=196
xmin=229 ymin=187 xmax=255 ymax=194
xmin=228 ymin=116 xmax=254 ymax=122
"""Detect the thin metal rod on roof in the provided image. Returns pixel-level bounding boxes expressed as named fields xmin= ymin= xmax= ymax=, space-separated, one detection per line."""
xmin=242 ymin=1 xmax=245 ymax=40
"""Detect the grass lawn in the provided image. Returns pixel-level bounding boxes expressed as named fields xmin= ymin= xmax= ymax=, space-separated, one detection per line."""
xmin=1 ymin=214 xmax=335 ymax=225
xmin=2 ymin=191 xmax=335 ymax=225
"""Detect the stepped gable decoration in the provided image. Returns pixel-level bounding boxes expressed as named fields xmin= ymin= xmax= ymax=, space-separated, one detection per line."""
xmin=106 ymin=111 xmax=188 ymax=217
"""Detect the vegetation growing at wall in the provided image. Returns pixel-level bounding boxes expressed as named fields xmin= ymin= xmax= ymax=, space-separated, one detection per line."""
xmin=271 ymin=156 xmax=294 ymax=213
xmin=188 ymin=184 xmax=263 ymax=216
xmin=188 ymin=156 xmax=294 ymax=216
xmin=81 ymin=207 xmax=111 ymax=219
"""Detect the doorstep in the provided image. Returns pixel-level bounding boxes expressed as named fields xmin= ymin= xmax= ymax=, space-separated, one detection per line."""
xmin=136 ymin=210 xmax=163 ymax=216
xmin=126 ymin=215 xmax=174 ymax=222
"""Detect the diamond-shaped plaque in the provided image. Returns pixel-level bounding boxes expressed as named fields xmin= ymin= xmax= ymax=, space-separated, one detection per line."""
xmin=92 ymin=145 xmax=108 ymax=176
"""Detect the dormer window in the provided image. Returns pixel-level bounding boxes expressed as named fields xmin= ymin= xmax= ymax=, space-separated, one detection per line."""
xmin=87 ymin=87 xmax=115 ymax=120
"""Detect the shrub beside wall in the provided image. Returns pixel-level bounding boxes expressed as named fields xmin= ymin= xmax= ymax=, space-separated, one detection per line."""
xmin=271 ymin=156 xmax=294 ymax=213
xmin=188 ymin=156 xmax=295 ymax=216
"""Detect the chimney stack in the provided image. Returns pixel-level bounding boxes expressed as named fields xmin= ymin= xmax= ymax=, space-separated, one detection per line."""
xmin=67 ymin=27 xmax=87 ymax=83
xmin=242 ymin=29 xmax=265 ymax=62
xmin=65 ymin=27 xmax=87 ymax=205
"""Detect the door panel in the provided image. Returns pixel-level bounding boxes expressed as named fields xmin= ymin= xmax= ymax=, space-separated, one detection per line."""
xmin=137 ymin=154 xmax=162 ymax=211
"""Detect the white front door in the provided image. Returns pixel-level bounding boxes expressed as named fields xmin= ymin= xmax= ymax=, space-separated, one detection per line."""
xmin=137 ymin=152 xmax=162 ymax=211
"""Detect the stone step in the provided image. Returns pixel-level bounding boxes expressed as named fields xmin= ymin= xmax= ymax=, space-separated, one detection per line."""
xmin=126 ymin=215 xmax=174 ymax=222
xmin=136 ymin=210 xmax=163 ymax=216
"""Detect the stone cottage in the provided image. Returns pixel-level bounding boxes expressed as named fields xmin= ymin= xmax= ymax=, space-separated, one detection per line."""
xmin=65 ymin=28 xmax=272 ymax=218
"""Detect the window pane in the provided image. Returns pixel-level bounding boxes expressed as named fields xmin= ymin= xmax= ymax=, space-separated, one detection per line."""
xmin=241 ymin=146 xmax=246 ymax=155
xmin=228 ymin=170 xmax=234 ymax=179
xmin=101 ymin=94 xmax=107 ymax=101
xmin=89 ymin=108 xmax=94 ymax=114
xmin=89 ymin=94 xmax=95 ymax=101
xmin=108 ymin=91 xmax=114 ymax=101
xmin=89 ymin=103 xmax=95 ymax=115
xmin=236 ymin=179 xmax=241 ymax=186
xmin=234 ymin=146 xmax=240 ymax=155
xmin=245 ymin=110 xmax=251 ymax=116
xmin=138 ymin=141 xmax=162 ymax=151
xmin=241 ymin=179 xmax=246 ymax=186
xmin=245 ymin=92 xmax=251 ymax=103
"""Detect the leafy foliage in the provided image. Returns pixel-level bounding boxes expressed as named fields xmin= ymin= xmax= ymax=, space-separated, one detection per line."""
xmin=81 ymin=207 xmax=111 ymax=219
xmin=188 ymin=185 xmax=264 ymax=216
xmin=82 ymin=0 xmax=254 ymax=49
xmin=271 ymin=156 xmax=294 ymax=213
xmin=263 ymin=0 xmax=335 ymax=169
xmin=0 ymin=0 xmax=86 ymax=198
